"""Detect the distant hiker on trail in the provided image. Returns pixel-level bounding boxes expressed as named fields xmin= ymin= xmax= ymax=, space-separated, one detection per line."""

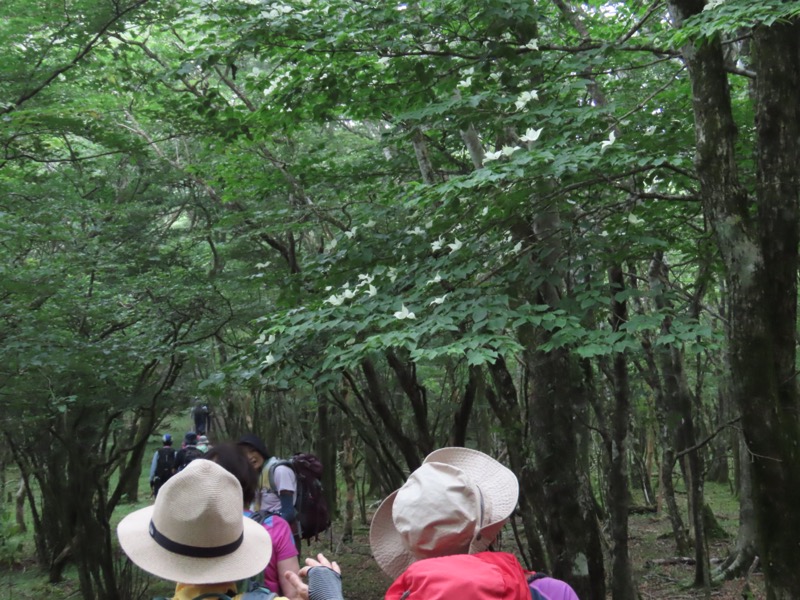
xmin=369 ymin=447 xmax=580 ymax=600
xmin=149 ymin=433 xmax=176 ymax=497
xmin=238 ymin=434 xmax=299 ymax=543
xmin=173 ymin=432 xmax=204 ymax=473
xmin=190 ymin=400 xmax=210 ymax=435
xmin=196 ymin=435 xmax=211 ymax=453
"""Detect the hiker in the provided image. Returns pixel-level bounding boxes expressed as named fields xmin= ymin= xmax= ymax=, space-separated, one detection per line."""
xmin=238 ymin=434 xmax=299 ymax=544
xmin=369 ymin=447 xmax=580 ymax=600
xmin=149 ymin=433 xmax=176 ymax=497
xmin=204 ymin=443 xmax=300 ymax=597
xmin=190 ymin=400 xmax=210 ymax=435
xmin=173 ymin=432 xmax=204 ymax=472
xmin=116 ymin=459 xmax=343 ymax=600
xmin=197 ymin=434 xmax=211 ymax=453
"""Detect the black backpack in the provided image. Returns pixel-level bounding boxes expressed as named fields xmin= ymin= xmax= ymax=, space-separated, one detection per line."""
xmin=155 ymin=447 xmax=176 ymax=481
xmin=177 ymin=446 xmax=204 ymax=472
xmin=268 ymin=453 xmax=331 ymax=543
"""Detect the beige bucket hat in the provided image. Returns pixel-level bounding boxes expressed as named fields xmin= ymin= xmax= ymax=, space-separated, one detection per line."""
xmin=117 ymin=459 xmax=272 ymax=584
xmin=370 ymin=447 xmax=519 ymax=579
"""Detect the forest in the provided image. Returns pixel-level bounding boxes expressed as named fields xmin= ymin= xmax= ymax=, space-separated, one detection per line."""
xmin=1 ymin=0 xmax=799 ymax=599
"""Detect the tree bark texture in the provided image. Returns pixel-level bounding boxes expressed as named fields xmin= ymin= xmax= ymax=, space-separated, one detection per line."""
xmin=606 ymin=265 xmax=638 ymax=600
xmin=528 ymin=347 xmax=606 ymax=600
xmin=669 ymin=4 xmax=800 ymax=597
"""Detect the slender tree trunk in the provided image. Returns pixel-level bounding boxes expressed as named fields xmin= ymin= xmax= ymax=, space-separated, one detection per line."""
xmin=15 ymin=477 xmax=26 ymax=533
xmin=606 ymin=265 xmax=638 ymax=600
xmin=317 ymin=394 xmax=337 ymax=519
xmin=341 ymin=420 xmax=355 ymax=543
xmin=713 ymin=432 xmax=757 ymax=581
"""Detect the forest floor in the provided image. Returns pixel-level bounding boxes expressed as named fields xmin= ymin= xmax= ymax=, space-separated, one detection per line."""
xmin=302 ymin=481 xmax=765 ymax=600
xmin=0 ymin=480 xmax=765 ymax=599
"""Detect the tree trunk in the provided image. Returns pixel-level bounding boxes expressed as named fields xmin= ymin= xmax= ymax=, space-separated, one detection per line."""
xmin=668 ymin=5 xmax=800 ymax=597
xmin=606 ymin=265 xmax=638 ymax=600
xmin=713 ymin=433 xmax=757 ymax=582
xmin=528 ymin=348 xmax=605 ymax=600
xmin=341 ymin=420 xmax=355 ymax=543
xmin=15 ymin=477 xmax=26 ymax=533
xmin=317 ymin=394 xmax=337 ymax=519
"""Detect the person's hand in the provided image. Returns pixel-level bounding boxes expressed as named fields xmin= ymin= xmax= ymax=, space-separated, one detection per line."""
xmin=284 ymin=570 xmax=309 ymax=600
xmin=285 ymin=554 xmax=341 ymax=600
xmin=298 ymin=553 xmax=340 ymax=577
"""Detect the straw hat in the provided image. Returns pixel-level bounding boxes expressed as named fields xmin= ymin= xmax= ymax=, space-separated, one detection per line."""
xmin=117 ymin=459 xmax=272 ymax=584
xmin=370 ymin=447 xmax=519 ymax=579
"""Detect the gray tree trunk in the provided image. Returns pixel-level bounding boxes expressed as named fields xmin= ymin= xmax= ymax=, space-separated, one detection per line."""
xmin=667 ymin=5 xmax=800 ymax=597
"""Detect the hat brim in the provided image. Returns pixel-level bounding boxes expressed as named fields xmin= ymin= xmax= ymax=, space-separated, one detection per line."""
xmin=370 ymin=448 xmax=519 ymax=579
xmin=370 ymin=490 xmax=416 ymax=580
xmin=117 ymin=505 xmax=272 ymax=584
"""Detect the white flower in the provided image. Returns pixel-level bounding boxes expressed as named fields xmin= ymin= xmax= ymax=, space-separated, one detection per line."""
xmin=501 ymin=145 xmax=519 ymax=157
xmin=409 ymin=226 xmax=425 ymax=235
xmin=255 ymin=261 xmax=271 ymax=269
xmin=514 ymin=90 xmax=539 ymax=111
xmin=325 ymin=238 xmax=338 ymax=251
xmin=393 ymin=304 xmax=416 ymax=320
xmin=525 ymin=39 xmax=539 ymax=50
xmin=344 ymin=228 xmax=357 ymax=239
xmin=481 ymin=206 xmax=489 ymax=216
xmin=519 ymin=127 xmax=543 ymax=143
xmin=448 ymin=238 xmax=463 ymax=252
xmin=427 ymin=272 xmax=442 ymax=285
xmin=430 ymin=295 xmax=447 ymax=305
xmin=366 ymin=284 xmax=377 ymax=297
xmin=627 ymin=214 xmax=644 ymax=225
xmin=389 ymin=267 xmax=398 ymax=282
xmin=458 ymin=77 xmax=472 ymax=88
xmin=600 ymin=230 xmax=609 ymax=237
xmin=512 ymin=241 xmax=522 ymax=253
xmin=644 ymin=126 xmax=656 ymax=136
xmin=431 ymin=236 xmax=445 ymax=251
xmin=425 ymin=220 xmax=433 ymax=229
xmin=262 ymin=353 xmax=276 ymax=366
xmin=600 ymin=131 xmax=616 ymax=152
xmin=484 ymin=150 xmax=503 ymax=162
xmin=358 ymin=273 xmax=374 ymax=283
xmin=325 ymin=294 xmax=344 ymax=306
xmin=324 ymin=285 xmax=332 ymax=291
xmin=342 ymin=289 xmax=356 ymax=299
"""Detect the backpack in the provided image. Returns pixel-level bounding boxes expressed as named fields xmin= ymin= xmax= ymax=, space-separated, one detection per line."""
xmin=267 ymin=453 xmax=330 ymax=542
xmin=155 ymin=447 xmax=176 ymax=481
xmin=177 ymin=446 xmax=205 ymax=472
xmin=385 ymin=552 xmax=532 ymax=600
xmin=527 ymin=572 xmax=580 ymax=600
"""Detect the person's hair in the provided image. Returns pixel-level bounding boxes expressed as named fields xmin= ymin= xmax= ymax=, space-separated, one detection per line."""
xmin=203 ymin=443 xmax=258 ymax=506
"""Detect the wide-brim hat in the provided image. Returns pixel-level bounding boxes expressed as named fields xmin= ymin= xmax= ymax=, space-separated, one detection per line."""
xmin=117 ymin=459 xmax=272 ymax=584
xmin=370 ymin=447 xmax=519 ymax=579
